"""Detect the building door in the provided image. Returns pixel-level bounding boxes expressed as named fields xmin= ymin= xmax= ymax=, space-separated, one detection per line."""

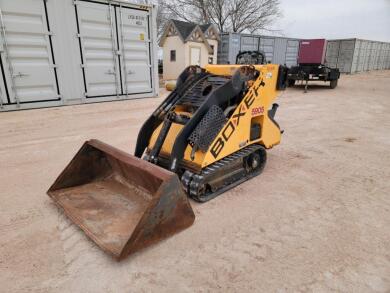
xmin=190 ymin=47 xmax=201 ymax=66
xmin=0 ymin=0 xmax=60 ymax=104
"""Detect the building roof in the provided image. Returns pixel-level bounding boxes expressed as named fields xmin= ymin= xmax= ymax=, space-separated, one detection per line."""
xmin=199 ymin=24 xmax=212 ymax=33
xmin=159 ymin=19 xmax=220 ymax=50
xmin=170 ymin=20 xmax=213 ymax=40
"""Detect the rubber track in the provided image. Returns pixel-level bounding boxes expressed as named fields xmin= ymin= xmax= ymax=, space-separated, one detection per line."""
xmin=185 ymin=144 xmax=265 ymax=202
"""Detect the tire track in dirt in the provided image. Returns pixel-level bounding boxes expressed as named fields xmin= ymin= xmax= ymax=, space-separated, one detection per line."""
xmin=55 ymin=208 xmax=137 ymax=292
xmin=56 ymin=208 xmax=104 ymax=271
xmin=0 ymin=208 xmax=43 ymax=236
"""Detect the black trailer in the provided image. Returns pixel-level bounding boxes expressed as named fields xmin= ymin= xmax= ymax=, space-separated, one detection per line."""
xmin=287 ymin=64 xmax=340 ymax=92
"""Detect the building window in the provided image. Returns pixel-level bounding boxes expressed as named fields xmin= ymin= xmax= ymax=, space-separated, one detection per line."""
xmin=208 ymin=57 xmax=214 ymax=64
xmin=210 ymin=45 xmax=215 ymax=55
xmin=170 ymin=50 xmax=176 ymax=62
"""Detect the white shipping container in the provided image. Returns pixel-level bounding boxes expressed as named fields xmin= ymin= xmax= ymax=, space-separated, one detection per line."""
xmin=218 ymin=32 xmax=300 ymax=66
xmin=0 ymin=0 xmax=158 ymax=111
xmin=326 ymin=38 xmax=390 ymax=74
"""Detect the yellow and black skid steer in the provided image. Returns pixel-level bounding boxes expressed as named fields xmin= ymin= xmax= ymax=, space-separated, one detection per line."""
xmin=48 ymin=63 xmax=288 ymax=260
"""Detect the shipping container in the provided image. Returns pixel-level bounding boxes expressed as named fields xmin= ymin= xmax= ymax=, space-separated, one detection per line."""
xmin=325 ymin=38 xmax=390 ymax=74
xmin=0 ymin=0 xmax=158 ymax=112
xmin=218 ymin=33 xmax=300 ymax=67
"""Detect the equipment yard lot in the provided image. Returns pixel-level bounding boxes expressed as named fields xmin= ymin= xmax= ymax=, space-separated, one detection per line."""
xmin=1 ymin=71 xmax=389 ymax=292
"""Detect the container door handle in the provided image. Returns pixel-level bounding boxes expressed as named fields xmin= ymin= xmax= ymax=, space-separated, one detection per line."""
xmin=12 ymin=72 xmax=29 ymax=78
xmin=105 ymin=69 xmax=116 ymax=75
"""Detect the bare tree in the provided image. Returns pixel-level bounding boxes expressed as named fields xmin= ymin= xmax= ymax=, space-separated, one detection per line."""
xmin=161 ymin=0 xmax=281 ymax=33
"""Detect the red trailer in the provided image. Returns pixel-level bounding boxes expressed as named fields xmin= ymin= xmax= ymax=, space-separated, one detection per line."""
xmin=287 ymin=39 xmax=340 ymax=92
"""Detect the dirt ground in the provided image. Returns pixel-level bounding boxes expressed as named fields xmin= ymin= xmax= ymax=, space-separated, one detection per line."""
xmin=1 ymin=71 xmax=389 ymax=292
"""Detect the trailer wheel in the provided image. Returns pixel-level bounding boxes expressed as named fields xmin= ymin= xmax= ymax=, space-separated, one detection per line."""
xmin=330 ymin=79 xmax=338 ymax=89
xmin=287 ymin=79 xmax=295 ymax=87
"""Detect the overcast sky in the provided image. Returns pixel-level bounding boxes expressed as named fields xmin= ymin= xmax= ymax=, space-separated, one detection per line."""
xmin=271 ymin=0 xmax=390 ymax=42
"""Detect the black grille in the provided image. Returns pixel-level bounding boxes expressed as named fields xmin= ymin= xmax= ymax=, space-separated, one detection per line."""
xmin=188 ymin=105 xmax=226 ymax=152
xmin=178 ymin=76 xmax=229 ymax=108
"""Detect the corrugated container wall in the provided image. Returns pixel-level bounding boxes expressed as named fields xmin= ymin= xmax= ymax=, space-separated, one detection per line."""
xmin=0 ymin=0 xmax=159 ymax=111
xmin=218 ymin=33 xmax=300 ymax=67
xmin=326 ymin=38 xmax=390 ymax=73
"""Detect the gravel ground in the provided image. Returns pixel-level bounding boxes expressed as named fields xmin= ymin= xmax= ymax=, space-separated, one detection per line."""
xmin=0 ymin=70 xmax=389 ymax=292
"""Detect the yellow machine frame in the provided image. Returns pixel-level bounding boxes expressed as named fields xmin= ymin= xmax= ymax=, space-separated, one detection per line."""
xmin=148 ymin=64 xmax=282 ymax=170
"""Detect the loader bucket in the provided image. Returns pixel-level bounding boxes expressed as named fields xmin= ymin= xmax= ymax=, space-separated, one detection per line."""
xmin=48 ymin=139 xmax=195 ymax=260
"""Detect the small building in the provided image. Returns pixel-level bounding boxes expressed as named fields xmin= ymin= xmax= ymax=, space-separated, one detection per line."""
xmin=160 ymin=20 xmax=220 ymax=81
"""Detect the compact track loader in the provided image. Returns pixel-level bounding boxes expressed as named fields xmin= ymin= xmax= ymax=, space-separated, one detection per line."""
xmin=48 ymin=63 xmax=288 ymax=260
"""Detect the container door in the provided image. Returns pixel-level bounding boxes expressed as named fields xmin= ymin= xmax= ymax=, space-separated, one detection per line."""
xmin=325 ymin=41 xmax=340 ymax=68
xmin=217 ymin=34 xmax=230 ymax=64
xmin=285 ymin=40 xmax=299 ymax=67
xmin=240 ymin=36 xmax=259 ymax=52
xmin=0 ymin=0 xmax=60 ymax=104
xmin=273 ymin=38 xmax=287 ymax=65
xmin=369 ymin=42 xmax=376 ymax=70
xmin=364 ymin=42 xmax=372 ymax=71
xmin=338 ymin=40 xmax=355 ymax=73
xmin=259 ymin=37 xmax=274 ymax=63
xmin=117 ymin=6 xmax=152 ymax=95
xmin=357 ymin=41 xmax=367 ymax=72
xmin=75 ymin=1 xmax=121 ymax=98
xmin=190 ymin=47 xmax=201 ymax=66
xmin=228 ymin=34 xmax=241 ymax=64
